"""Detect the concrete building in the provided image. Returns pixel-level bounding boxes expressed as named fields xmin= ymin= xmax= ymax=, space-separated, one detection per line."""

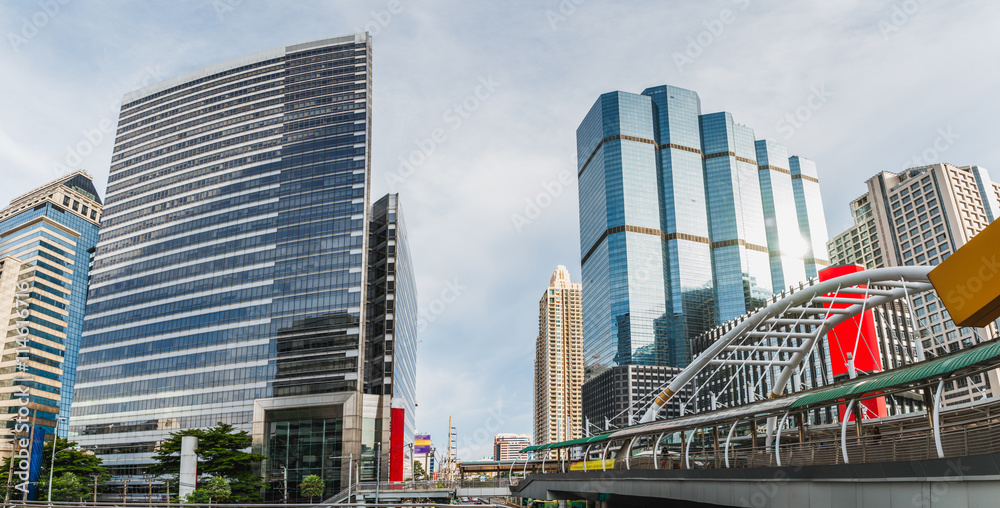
xmin=493 ymin=434 xmax=532 ymax=461
xmin=0 ymin=171 xmax=102 ymax=458
xmin=828 ymin=163 xmax=1000 ymax=404
xmin=576 ymin=84 xmax=828 ymax=372
xmin=582 ymin=365 xmax=689 ymax=430
xmin=412 ymin=448 xmax=435 ymax=479
xmin=828 ymin=194 xmax=884 ymax=269
xmin=533 ymin=266 xmax=583 ymax=447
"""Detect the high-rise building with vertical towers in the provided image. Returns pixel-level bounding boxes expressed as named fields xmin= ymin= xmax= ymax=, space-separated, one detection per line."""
xmin=576 ymin=84 xmax=828 ymax=373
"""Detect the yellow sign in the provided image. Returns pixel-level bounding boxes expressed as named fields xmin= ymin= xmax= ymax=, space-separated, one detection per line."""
xmin=929 ymin=219 xmax=1000 ymax=328
xmin=569 ymin=459 xmax=615 ymax=471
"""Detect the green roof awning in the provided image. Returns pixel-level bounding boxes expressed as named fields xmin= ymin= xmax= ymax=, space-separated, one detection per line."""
xmin=520 ymin=433 xmax=614 ymax=453
xmin=790 ymin=339 xmax=1000 ymax=409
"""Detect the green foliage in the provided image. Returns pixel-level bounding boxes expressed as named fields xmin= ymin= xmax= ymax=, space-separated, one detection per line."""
xmin=50 ymin=472 xmax=89 ymax=502
xmin=412 ymin=461 xmax=427 ymax=480
xmin=298 ymin=474 xmax=325 ymax=502
xmin=150 ymin=422 xmax=266 ymax=502
xmin=184 ymin=488 xmax=211 ymax=504
xmin=204 ymin=476 xmax=232 ymax=504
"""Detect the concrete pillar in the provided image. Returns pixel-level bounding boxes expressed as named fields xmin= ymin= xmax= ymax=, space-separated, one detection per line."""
xmin=179 ymin=436 xmax=198 ymax=500
xmin=764 ymin=416 xmax=776 ymax=450
xmin=558 ymin=501 xmax=568 ymax=508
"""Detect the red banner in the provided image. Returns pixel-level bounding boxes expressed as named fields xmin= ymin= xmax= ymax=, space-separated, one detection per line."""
xmin=820 ymin=265 xmax=887 ymax=420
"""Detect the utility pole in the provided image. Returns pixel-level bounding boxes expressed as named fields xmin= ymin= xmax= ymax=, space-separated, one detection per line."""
xmin=48 ymin=417 xmax=66 ymax=504
xmin=281 ymin=465 xmax=287 ymax=504
xmin=375 ymin=441 xmax=381 ymax=504
xmin=446 ymin=416 xmax=453 ymax=481
xmin=93 ymin=475 xmax=98 ymax=503
xmin=5 ymin=434 xmax=16 ymax=504
xmin=148 ymin=475 xmax=152 ymax=503
xmin=347 ymin=453 xmax=352 ymax=501
xmin=24 ymin=409 xmax=36 ymax=503
xmin=408 ymin=444 xmax=414 ymax=486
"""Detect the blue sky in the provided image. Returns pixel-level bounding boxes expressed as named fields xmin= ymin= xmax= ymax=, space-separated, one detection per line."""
xmin=2 ymin=0 xmax=999 ymax=460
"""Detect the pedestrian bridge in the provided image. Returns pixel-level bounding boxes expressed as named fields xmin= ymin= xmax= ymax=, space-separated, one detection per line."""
xmin=506 ymin=339 xmax=1000 ymax=507
xmin=507 ymin=264 xmax=1000 ymax=507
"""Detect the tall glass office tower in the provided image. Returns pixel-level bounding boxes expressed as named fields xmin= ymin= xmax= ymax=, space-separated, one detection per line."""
xmin=577 ymin=85 xmax=828 ymax=371
xmin=0 ymin=171 xmax=101 ymax=449
xmin=70 ymin=34 xmax=415 ymax=500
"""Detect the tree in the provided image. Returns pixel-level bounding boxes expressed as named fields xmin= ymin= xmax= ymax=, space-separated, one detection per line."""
xmin=298 ymin=474 xmax=325 ymax=503
xmin=204 ymin=476 xmax=231 ymax=506
xmin=150 ymin=423 xmax=266 ymax=502
xmin=412 ymin=461 xmax=427 ymax=480
xmin=50 ymin=473 xmax=89 ymax=502
xmin=4 ymin=438 xmax=109 ymax=496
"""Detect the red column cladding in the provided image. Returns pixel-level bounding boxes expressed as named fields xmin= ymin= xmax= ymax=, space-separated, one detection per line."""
xmin=390 ymin=401 xmax=404 ymax=482
xmin=819 ymin=265 xmax=887 ymax=421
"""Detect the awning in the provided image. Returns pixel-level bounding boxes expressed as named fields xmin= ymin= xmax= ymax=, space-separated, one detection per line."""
xmin=607 ymin=395 xmax=803 ymax=441
xmin=520 ymin=433 xmax=614 ymax=453
xmin=790 ymin=339 xmax=1000 ymax=408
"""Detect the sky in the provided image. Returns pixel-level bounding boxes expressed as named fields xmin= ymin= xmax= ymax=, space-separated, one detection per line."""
xmin=2 ymin=0 xmax=999 ymax=461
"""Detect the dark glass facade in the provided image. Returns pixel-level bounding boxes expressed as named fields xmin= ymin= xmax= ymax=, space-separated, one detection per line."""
xmin=70 ymin=34 xmax=394 ymax=496
xmin=577 ymin=85 xmax=829 ymax=371
xmin=365 ymin=194 xmax=417 ymax=445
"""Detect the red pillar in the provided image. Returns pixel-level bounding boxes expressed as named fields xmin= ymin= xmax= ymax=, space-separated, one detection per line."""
xmin=819 ymin=265 xmax=887 ymax=421
xmin=390 ymin=399 xmax=404 ymax=482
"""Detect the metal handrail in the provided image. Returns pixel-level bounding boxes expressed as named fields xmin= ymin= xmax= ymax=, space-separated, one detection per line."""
xmin=351 ymin=477 xmax=514 ymax=492
xmin=530 ymin=398 xmax=1000 ymax=473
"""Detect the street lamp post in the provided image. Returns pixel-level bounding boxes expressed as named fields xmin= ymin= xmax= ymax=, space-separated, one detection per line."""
xmin=47 ymin=416 xmax=67 ymax=505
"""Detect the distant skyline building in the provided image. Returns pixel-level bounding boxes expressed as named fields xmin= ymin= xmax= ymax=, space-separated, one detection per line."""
xmin=68 ymin=34 xmax=417 ymax=500
xmin=493 ymin=433 xmax=532 ymax=461
xmin=0 ymin=171 xmax=102 ymax=454
xmin=533 ymin=266 xmax=583 ymax=448
xmin=582 ymin=365 xmax=688 ymax=429
xmin=576 ymin=84 xmax=828 ymax=372
xmin=828 ymin=163 xmax=1000 ymax=404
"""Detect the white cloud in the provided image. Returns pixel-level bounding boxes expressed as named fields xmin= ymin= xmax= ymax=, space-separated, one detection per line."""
xmin=2 ymin=0 xmax=999 ymax=459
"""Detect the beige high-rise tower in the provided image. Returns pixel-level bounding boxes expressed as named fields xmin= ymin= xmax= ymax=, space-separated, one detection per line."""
xmin=533 ymin=266 xmax=583 ymax=446
xmin=828 ymin=163 xmax=1000 ymax=405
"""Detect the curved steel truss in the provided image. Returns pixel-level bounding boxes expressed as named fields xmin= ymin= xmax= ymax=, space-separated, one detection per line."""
xmin=640 ymin=266 xmax=935 ymax=423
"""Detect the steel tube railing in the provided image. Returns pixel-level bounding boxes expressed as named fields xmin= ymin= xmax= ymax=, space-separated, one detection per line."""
xmin=516 ymin=398 xmax=1000 ymax=475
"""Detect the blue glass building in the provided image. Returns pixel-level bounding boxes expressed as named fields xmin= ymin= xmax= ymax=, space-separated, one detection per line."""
xmin=789 ymin=156 xmax=830 ymax=279
xmin=577 ymin=85 xmax=829 ymax=371
xmin=0 ymin=171 xmax=102 ymax=443
xmin=69 ymin=34 xmax=416 ymax=500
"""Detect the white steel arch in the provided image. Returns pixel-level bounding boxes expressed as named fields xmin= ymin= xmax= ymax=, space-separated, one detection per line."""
xmin=640 ymin=266 xmax=935 ymax=423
